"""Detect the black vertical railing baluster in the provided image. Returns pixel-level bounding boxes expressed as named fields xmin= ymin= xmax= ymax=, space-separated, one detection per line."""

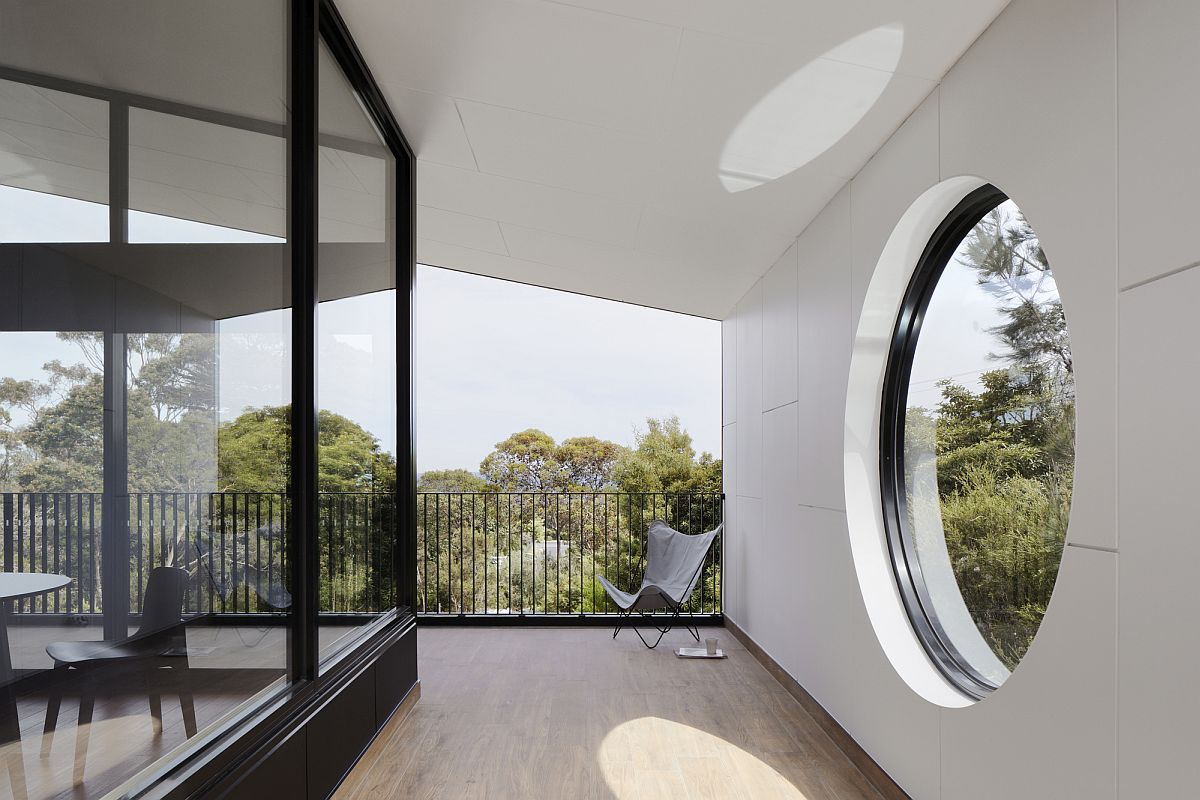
xmin=439 ymin=494 xmax=445 ymax=613
xmin=475 ymin=496 xmax=480 ymax=618
xmin=148 ymin=493 xmax=156 ymax=595
xmin=456 ymin=493 xmax=463 ymax=615
xmin=255 ymin=494 xmax=262 ymax=613
xmin=240 ymin=493 xmax=247 ymax=611
xmin=2 ymin=496 xmax=12 ymax=602
xmin=352 ymin=494 xmax=359 ymax=611
xmin=75 ymin=493 xmax=83 ymax=613
xmin=543 ymin=494 xmax=549 ymax=614
xmin=557 ymin=493 xmax=563 ymax=614
xmin=335 ymin=495 xmax=344 ymax=612
xmin=506 ymin=494 xmax=513 ymax=614
xmin=219 ymin=493 xmax=227 ymax=613
xmin=470 ymin=494 xmax=476 ymax=613
xmin=603 ymin=494 xmax=610 ymax=613
xmin=136 ymin=495 xmax=144 ymax=608
xmin=262 ymin=494 xmax=272 ymax=618
xmin=421 ymin=494 xmax=428 ymax=613
xmin=14 ymin=494 xmax=21 ymax=581
xmin=229 ymin=493 xmax=239 ymax=614
xmin=51 ymin=494 xmax=61 ymax=613
xmin=525 ymin=495 xmax=530 ymax=614
xmin=40 ymin=494 xmax=48 ymax=612
xmin=159 ymin=493 xmax=167 ymax=568
xmin=16 ymin=495 xmax=25 ymax=612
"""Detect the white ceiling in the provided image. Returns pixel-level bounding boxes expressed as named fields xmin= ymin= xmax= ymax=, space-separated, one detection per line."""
xmin=339 ymin=0 xmax=1011 ymax=318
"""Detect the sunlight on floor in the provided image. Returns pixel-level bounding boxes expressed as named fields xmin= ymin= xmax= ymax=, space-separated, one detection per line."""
xmin=600 ymin=716 xmax=810 ymax=799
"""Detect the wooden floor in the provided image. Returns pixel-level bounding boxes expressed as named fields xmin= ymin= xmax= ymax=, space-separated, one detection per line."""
xmin=336 ymin=627 xmax=884 ymax=800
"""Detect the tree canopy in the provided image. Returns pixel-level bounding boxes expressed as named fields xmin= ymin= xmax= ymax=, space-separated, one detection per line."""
xmin=612 ymin=416 xmax=721 ymax=494
xmin=417 ymin=469 xmax=487 ymax=493
xmin=474 ymin=417 xmax=719 ymax=494
xmin=217 ymin=405 xmax=396 ymax=493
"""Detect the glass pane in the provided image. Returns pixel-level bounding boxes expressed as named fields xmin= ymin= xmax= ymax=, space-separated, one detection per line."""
xmin=128 ymin=108 xmax=285 ymax=243
xmin=0 ymin=79 xmax=108 ymax=242
xmin=317 ymin=42 xmax=397 ymax=665
xmin=903 ymin=198 xmax=1074 ymax=684
xmin=0 ymin=2 xmax=292 ymax=796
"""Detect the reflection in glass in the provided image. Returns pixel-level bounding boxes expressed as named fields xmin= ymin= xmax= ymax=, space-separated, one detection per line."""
xmin=128 ymin=108 xmax=285 ymax=242
xmin=316 ymin=43 xmax=398 ymax=664
xmin=0 ymin=77 xmax=109 ymax=242
xmin=0 ymin=2 xmax=292 ymax=796
xmin=903 ymin=199 xmax=1073 ymax=682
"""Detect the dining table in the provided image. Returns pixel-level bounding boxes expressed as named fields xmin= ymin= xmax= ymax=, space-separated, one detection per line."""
xmin=0 ymin=572 xmax=71 ymax=800
xmin=0 ymin=573 xmax=72 ymax=684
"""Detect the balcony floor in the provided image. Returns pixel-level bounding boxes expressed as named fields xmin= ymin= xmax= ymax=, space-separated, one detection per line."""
xmin=337 ymin=627 xmax=883 ymax=800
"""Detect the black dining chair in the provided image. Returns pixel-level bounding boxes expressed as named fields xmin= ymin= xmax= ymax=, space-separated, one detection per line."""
xmin=40 ymin=566 xmax=196 ymax=783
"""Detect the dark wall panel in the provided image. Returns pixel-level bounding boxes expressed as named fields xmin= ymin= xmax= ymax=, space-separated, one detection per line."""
xmin=375 ymin=625 xmax=417 ymax=728
xmin=20 ymin=245 xmax=114 ymax=331
xmin=219 ymin=727 xmax=308 ymax=799
xmin=306 ymin=665 xmax=377 ymax=800
xmin=0 ymin=249 xmax=17 ymax=329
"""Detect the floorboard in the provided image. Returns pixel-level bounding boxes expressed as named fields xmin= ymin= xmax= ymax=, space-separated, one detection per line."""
xmin=336 ymin=627 xmax=884 ymax=800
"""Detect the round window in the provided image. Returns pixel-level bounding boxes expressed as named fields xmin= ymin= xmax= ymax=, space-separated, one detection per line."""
xmin=881 ymin=185 xmax=1074 ymax=698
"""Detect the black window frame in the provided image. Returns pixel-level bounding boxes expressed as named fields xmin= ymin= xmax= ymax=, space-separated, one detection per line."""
xmin=0 ymin=1 xmax=415 ymax=795
xmin=878 ymin=183 xmax=1009 ymax=701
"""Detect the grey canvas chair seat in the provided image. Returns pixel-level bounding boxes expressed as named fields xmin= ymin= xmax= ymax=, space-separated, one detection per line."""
xmin=600 ymin=520 xmax=721 ymax=649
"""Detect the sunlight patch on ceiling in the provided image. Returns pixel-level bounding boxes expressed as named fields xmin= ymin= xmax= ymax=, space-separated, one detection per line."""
xmin=718 ymin=24 xmax=904 ymax=193
xmin=599 ymin=716 xmax=810 ymax=798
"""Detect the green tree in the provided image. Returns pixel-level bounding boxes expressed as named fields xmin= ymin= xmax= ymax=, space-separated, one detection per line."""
xmin=961 ymin=206 xmax=1073 ymax=381
xmin=556 ymin=436 xmax=624 ymax=490
xmin=217 ymin=406 xmax=290 ymax=492
xmin=612 ymin=416 xmax=721 ymax=494
xmin=418 ymin=469 xmax=487 ymax=492
xmin=479 ymin=429 xmax=562 ymax=491
xmin=6 ymin=363 xmax=104 ymax=491
xmin=217 ymin=405 xmax=396 ymax=493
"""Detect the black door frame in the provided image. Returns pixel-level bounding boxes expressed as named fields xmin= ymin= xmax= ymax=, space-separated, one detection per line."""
xmin=127 ymin=1 xmax=418 ymax=795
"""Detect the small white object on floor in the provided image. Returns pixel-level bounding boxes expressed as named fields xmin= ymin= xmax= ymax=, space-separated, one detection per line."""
xmin=675 ymin=647 xmax=726 ymax=659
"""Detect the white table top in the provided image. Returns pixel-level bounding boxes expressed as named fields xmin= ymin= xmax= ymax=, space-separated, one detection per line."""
xmin=0 ymin=573 xmax=70 ymax=601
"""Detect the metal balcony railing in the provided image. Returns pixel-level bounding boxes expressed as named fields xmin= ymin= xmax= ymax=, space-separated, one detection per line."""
xmin=416 ymin=492 xmax=723 ymax=618
xmin=0 ymin=490 xmax=724 ymax=621
xmin=0 ymin=492 xmax=396 ymax=617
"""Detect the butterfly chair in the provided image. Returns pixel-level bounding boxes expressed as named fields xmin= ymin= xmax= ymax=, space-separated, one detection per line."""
xmin=41 ymin=566 xmax=195 ymax=783
xmin=598 ymin=520 xmax=721 ymax=649
xmin=193 ymin=536 xmax=291 ymax=649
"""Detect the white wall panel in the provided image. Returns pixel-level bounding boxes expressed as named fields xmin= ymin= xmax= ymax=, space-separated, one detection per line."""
xmin=722 ymin=422 xmax=738 ymax=621
xmin=1118 ymin=269 xmax=1200 ymax=797
xmin=754 ymin=403 xmax=800 ymax=658
xmin=941 ymin=546 xmax=1117 ymax=800
xmin=1117 ymin=0 xmax=1200 ymax=288
xmin=728 ymin=495 xmax=761 ymax=630
xmin=735 ymin=280 xmax=763 ymax=499
xmin=762 ymin=243 xmax=799 ymax=411
xmin=716 ymin=1 xmax=1197 ymax=797
xmin=939 ymin=0 xmax=1117 ymax=550
xmin=789 ymin=506 xmax=942 ymax=799
xmin=722 ymin=318 xmax=736 ymax=425
xmin=850 ymin=89 xmax=939 ymax=329
xmin=796 ymin=186 xmax=852 ymax=512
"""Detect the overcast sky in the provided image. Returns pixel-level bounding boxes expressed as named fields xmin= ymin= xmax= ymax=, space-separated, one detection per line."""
xmin=415 ymin=265 xmax=721 ymax=474
xmin=2 ymin=187 xmax=1042 ymax=472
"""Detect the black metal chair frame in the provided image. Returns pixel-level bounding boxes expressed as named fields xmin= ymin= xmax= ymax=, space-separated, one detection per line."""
xmin=611 ymin=554 xmax=708 ymax=650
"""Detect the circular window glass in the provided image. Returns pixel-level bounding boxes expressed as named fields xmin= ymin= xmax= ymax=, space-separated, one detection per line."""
xmin=882 ymin=186 xmax=1074 ymax=698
